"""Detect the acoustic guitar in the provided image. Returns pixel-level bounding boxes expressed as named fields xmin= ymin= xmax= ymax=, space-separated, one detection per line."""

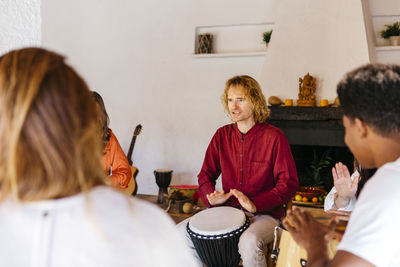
xmin=123 ymin=124 xmax=142 ymax=195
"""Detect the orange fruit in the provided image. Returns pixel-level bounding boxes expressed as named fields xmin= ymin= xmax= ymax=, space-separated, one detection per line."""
xmin=302 ymin=197 xmax=308 ymax=202
xmin=312 ymin=197 xmax=318 ymax=203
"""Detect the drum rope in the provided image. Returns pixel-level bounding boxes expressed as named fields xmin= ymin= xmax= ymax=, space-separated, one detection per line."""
xmin=187 ymin=216 xmax=250 ymax=267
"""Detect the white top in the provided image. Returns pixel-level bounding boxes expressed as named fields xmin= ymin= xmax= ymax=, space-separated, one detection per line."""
xmin=338 ymin=158 xmax=400 ymax=266
xmin=188 ymin=206 xmax=245 ymax=235
xmin=324 ymin=170 xmax=359 ymax=211
xmin=0 ymin=186 xmax=197 ymax=267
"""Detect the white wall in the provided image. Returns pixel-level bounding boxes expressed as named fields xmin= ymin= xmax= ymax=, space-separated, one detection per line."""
xmin=260 ymin=0 xmax=371 ymax=103
xmin=40 ymin=0 xmax=400 ymax=195
xmin=0 ymin=0 xmax=41 ymax=55
xmin=41 ymin=0 xmax=279 ymax=194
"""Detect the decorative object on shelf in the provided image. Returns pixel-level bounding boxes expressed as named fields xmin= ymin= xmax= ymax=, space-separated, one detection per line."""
xmin=332 ymin=96 xmax=340 ymax=107
xmin=197 ymin=33 xmax=213 ymax=54
xmin=297 ymin=73 xmax=316 ymax=107
xmin=320 ymin=99 xmax=329 ymax=107
xmin=268 ymin=96 xmax=284 ymax=106
xmin=380 ymin=21 xmax=400 ymax=46
xmin=154 ymin=169 xmax=173 ymax=204
xmin=262 ymin=30 xmax=273 ymax=47
xmin=284 ymin=99 xmax=293 ymax=106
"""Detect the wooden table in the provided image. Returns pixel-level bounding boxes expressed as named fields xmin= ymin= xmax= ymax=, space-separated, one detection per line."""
xmin=135 ymin=194 xmax=202 ymax=224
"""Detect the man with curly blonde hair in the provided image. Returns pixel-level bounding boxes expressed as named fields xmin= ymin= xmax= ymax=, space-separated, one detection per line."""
xmin=196 ymin=75 xmax=299 ymax=266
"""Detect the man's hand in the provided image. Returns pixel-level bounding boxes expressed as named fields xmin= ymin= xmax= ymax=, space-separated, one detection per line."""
xmin=231 ymin=189 xmax=256 ymax=213
xmin=283 ymin=207 xmax=337 ymax=266
xmin=206 ymin=190 xmax=232 ymax=206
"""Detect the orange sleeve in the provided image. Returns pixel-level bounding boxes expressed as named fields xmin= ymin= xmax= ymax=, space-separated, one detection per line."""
xmin=103 ymin=129 xmax=132 ymax=189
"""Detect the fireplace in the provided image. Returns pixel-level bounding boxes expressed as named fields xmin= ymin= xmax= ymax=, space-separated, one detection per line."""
xmin=267 ymin=106 xmax=353 ymax=190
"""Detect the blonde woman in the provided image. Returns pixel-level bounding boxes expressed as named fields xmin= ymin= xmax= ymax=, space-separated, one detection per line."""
xmin=0 ymin=47 xmax=196 ymax=267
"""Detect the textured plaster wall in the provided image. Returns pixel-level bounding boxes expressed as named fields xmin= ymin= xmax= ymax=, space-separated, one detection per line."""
xmin=260 ymin=0 xmax=371 ymax=104
xmin=0 ymin=0 xmax=41 ymax=55
xmin=41 ymin=0 xmax=277 ymax=195
xmin=41 ymin=0 xmax=400 ymax=195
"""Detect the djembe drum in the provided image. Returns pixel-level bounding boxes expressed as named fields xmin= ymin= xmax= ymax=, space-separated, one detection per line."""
xmin=154 ymin=169 xmax=173 ymax=204
xmin=186 ymin=206 xmax=250 ymax=267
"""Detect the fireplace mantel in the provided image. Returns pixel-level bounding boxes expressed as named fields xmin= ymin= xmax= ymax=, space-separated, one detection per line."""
xmin=266 ymin=106 xmax=345 ymax=147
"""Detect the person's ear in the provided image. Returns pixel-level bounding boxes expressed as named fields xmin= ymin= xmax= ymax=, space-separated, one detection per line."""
xmin=354 ymin=118 xmax=368 ymax=138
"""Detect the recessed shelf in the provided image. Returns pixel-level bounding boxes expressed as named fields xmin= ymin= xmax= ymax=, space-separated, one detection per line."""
xmin=194 ymin=22 xmax=273 ymax=56
xmin=192 ymin=51 xmax=267 ymax=58
xmin=376 ymin=46 xmax=400 ymax=51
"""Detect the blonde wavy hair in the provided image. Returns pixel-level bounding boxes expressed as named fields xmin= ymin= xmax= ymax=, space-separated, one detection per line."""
xmin=221 ymin=75 xmax=270 ymax=123
xmin=0 ymin=47 xmax=106 ymax=202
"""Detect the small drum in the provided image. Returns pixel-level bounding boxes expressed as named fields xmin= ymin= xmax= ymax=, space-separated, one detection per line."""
xmin=271 ymin=226 xmax=339 ymax=267
xmin=186 ymin=206 xmax=250 ymax=267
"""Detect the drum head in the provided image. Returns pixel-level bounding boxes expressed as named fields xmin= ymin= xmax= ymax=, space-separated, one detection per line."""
xmin=188 ymin=206 xmax=246 ymax=236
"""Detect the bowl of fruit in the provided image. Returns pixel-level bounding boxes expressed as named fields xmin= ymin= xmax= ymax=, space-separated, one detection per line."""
xmin=293 ymin=186 xmax=326 ymax=205
xmin=169 ymin=185 xmax=199 ymax=199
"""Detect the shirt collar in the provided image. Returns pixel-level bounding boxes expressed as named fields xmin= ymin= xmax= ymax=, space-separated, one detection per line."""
xmin=233 ymin=122 xmax=262 ymax=139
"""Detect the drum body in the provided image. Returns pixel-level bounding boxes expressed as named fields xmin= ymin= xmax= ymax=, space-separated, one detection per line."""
xmin=187 ymin=206 xmax=250 ymax=267
xmin=273 ymin=227 xmax=339 ymax=267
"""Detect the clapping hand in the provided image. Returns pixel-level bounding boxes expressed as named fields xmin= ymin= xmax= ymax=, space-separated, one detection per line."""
xmin=231 ymin=189 xmax=256 ymax=213
xmin=332 ymin=162 xmax=359 ymax=198
xmin=206 ymin=190 xmax=233 ymax=206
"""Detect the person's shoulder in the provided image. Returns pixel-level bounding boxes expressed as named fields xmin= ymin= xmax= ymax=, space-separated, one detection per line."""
xmin=213 ymin=123 xmax=236 ymax=136
xmin=217 ymin=123 xmax=235 ymax=132
xmin=258 ymin=123 xmax=286 ymax=137
xmin=372 ymin=158 xmax=400 ymax=183
xmin=107 ymin=128 xmax=117 ymax=140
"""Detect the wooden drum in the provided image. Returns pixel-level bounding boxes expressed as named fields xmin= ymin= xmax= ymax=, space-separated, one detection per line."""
xmin=272 ymin=226 xmax=339 ymax=267
xmin=186 ymin=206 xmax=250 ymax=267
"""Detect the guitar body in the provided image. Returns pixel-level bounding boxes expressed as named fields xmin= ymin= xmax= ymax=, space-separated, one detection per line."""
xmin=124 ymin=124 xmax=142 ymax=196
xmin=123 ymin=166 xmax=139 ymax=195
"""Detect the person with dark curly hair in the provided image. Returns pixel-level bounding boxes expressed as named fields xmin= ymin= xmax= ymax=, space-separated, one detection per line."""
xmin=284 ymin=64 xmax=400 ymax=267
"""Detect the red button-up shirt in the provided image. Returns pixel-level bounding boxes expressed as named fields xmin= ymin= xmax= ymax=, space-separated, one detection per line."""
xmin=198 ymin=123 xmax=299 ymax=219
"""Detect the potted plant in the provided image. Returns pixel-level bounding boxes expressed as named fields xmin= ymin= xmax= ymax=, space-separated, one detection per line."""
xmin=294 ymin=149 xmax=333 ymax=204
xmin=262 ymin=30 xmax=273 ymax=47
xmin=380 ymin=21 xmax=400 ymax=46
xmin=298 ymin=149 xmax=333 ymax=189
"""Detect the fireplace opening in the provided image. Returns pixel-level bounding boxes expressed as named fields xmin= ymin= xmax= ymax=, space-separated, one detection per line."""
xmin=267 ymin=106 xmax=353 ymax=191
xmin=290 ymin=145 xmax=353 ymax=191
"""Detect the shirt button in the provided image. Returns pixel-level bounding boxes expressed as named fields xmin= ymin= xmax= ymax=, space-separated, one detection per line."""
xmin=240 ymin=182 xmax=243 ymax=185
xmin=240 ymin=169 xmax=243 ymax=172
xmin=240 ymin=154 xmax=243 ymax=157
xmin=241 ymin=140 xmax=243 ymax=143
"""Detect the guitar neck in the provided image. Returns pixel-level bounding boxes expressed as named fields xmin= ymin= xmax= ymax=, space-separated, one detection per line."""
xmin=127 ymin=136 xmax=137 ymax=166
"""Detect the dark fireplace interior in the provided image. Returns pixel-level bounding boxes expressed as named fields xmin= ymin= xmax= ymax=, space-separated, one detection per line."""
xmin=267 ymin=106 xmax=354 ymax=191
xmin=290 ymin=145 xmax=353 ymax=191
